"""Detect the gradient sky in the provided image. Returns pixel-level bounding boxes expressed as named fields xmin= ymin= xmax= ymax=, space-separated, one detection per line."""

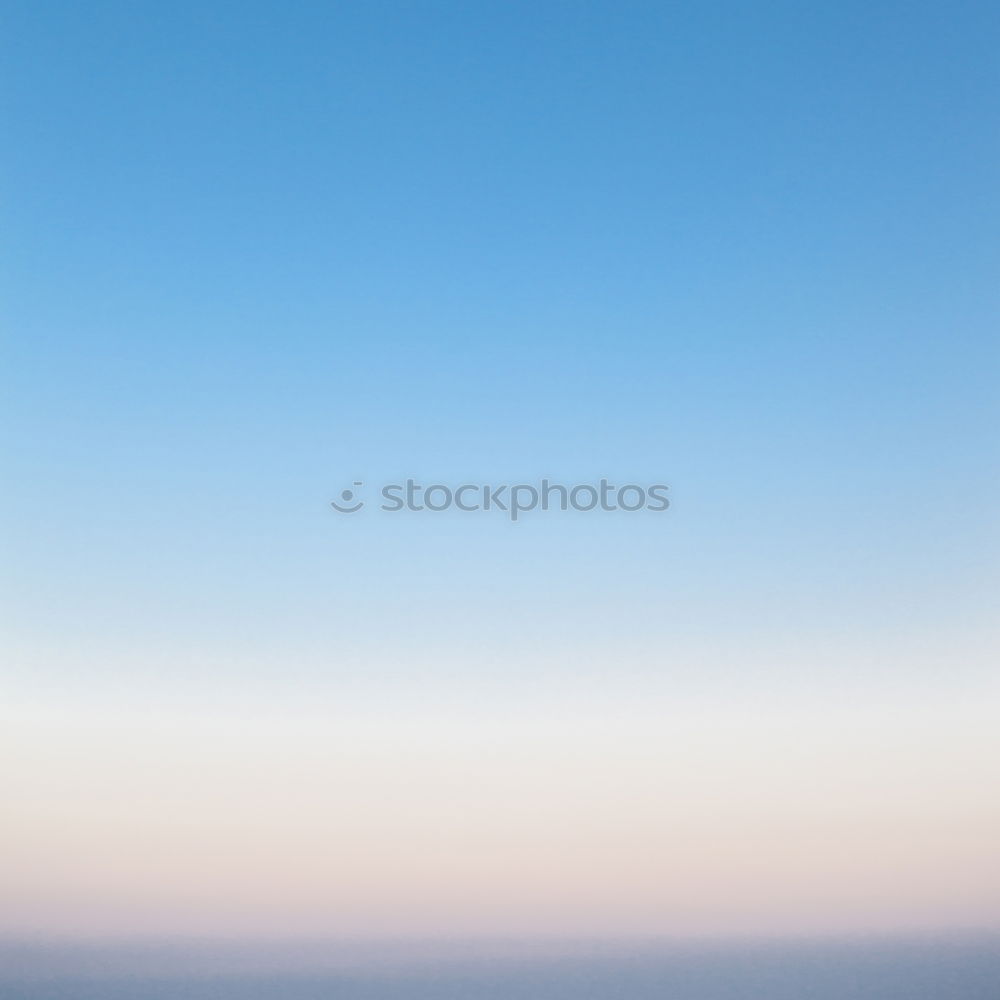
xmin=2 ymin=1 xmax=998 ymax=939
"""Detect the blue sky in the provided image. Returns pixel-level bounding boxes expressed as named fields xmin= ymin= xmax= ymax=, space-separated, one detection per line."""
xmin=4 ymin=1 xmax=998 ymax=697
xmin=1 ymin=2 xmax=998 ymax=938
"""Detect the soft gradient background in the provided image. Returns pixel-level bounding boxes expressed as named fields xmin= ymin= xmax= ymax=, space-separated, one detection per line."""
xmin=2 ymin=0 xmax=998 ymax=968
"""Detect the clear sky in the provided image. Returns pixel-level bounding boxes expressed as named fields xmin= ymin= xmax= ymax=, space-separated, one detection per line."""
xmin=2 ymin=1 xmax=998 ymax=939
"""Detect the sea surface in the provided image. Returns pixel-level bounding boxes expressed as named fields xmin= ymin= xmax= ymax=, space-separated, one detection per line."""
xmin=1 ymin=937 xmax=998 ymax=999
